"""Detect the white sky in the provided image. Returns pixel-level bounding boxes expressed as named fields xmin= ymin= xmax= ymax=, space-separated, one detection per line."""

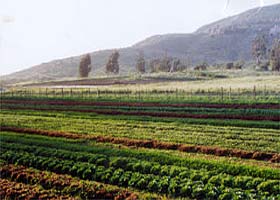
xmin=0 ymin=0 xmax=280 ymax=75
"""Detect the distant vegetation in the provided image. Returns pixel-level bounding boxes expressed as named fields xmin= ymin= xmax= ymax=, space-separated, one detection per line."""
xmin=251 ymin=34 xmax=280 ymax=71
xmin=270 ymin=39 xmax=280 ymax=71
xmin=149 ymin=56 xmax=185 ymax=73
xmin=106 ymin=50 xmax=120 ymax=74
xmin=79 ymin=54 xmax=92 ymax=78
xmin=194 ymin=62 xmax=208 ymax=71
xmin=75 ymin=34 xmax=279 ymax=77
xmin=251 ymin=34 xmax=267 ymax=66
xmin=135 ymin=51 xmax=146 ymax=73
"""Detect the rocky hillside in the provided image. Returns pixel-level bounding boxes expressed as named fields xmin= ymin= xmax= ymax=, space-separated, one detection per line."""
xmin=1 ymin=3 xmax=280 ymax=84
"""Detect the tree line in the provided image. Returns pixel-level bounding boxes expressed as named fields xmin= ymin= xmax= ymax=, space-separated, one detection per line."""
xmin=79 ymin=36 xmax=280 ymax=77
xmin=78 ymin=51 xmax=190 ymax=78
xmin=251 ymin=36 xmax=280 ymax=71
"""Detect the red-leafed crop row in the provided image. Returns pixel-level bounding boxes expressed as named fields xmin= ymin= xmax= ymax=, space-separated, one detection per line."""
xmin=3 ymin=106 xmax=279 ymax=122
xmin=2 ymin=99 xmax=279 ymax=109
xmin=2 ymin=126 xmax=279 ymax=163
xmin=0 ymin=178 xmax=75 ymax=200
xmin=0 ymin=164 xmax=137 ymax=200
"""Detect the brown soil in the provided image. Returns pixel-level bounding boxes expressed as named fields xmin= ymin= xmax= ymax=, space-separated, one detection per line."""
xmin=23 ymin=77 xmax=178 ymax=87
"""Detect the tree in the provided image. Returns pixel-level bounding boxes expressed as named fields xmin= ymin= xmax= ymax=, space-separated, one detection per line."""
xmin=234 ymin=60 xmax=244 ymax=69
xmin=194 ymin=62 xmax=208 ymax=70
xmin=135 ymin=52 xmax=145 ymax=73
xmin=149 ymin=58 xmax=170 ymax=72
xmin=149 ymin=57 xmax=182 ymax=73
xmin=169 ymin=58 xmax=180 ymax=72
xmin=270 ymin=39 xmax=280 ymax=71
xmin=149 ymin=59 xmax=160 ymax=73
xmin=226 ymin=62 xmax=234 ymax=69
xmin=106 ymin=51 xmax=120 ymax=74
xmin=252 ymin=35 xmax=267 ymax=66
xmin=160 ymin=57 xmax=171 ymax=72
xmin=79 ymin=54 xmax=91 ymax=78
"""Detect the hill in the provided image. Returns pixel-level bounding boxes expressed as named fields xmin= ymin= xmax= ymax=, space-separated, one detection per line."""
xmin=1 ymin=3 xmax=280 ymax=85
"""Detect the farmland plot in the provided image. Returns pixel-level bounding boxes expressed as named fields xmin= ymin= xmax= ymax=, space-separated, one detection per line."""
xmin=0 ymin=90 xmax=279 ymax=199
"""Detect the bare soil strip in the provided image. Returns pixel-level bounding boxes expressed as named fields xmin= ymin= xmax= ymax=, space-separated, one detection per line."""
xmin=23 ymin=77 xmax=179 ymax=87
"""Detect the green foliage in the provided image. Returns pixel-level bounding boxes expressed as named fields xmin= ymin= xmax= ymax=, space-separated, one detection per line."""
xmin=0 ymin=89 xmax=279 ymax=199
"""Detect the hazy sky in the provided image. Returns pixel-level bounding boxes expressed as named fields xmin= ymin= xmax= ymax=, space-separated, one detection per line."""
xmin=1 ymin=0 xmax=280 ymax=75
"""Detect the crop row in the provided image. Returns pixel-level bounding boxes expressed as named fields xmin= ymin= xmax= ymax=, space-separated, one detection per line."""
xmin=3 ymin=99 xmax=280 ymax=115
xmin=1 ymin=149 xmax=279 ymax=199
xmin=4 ymin=104 xmax=279 ymax=122
xmin=1 ymin=131 xmax=279 ymax=179
xmin=2 ymin=92 xmax=280 ymax=106
xmin=1 ymin=110 xmax=279 ymax=152
xmin=0 ymin=164 xmax=138 ymax=200
xmin=0 ymin=141 xmax=220 ymax=179
xmin=3 ymin=107 xmax=279 ymax=131
xmin=2 ymin=126 xmax=279 ymax=162
xmin=3 ymin=103 xmax=279 ymax=119
xmin=0 ymin=178 xmax=74 ymax=200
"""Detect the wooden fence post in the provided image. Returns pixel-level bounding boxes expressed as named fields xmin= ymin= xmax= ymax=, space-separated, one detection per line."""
xmin=253 ymin=85 xmax=256 ymax=100
xmin=221 ymin=87 xmax=224 ymax=101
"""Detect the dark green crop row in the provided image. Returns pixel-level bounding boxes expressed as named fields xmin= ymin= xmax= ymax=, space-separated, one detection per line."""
xmin=1 ymin=149 xmax=279 ymax=199
xmin=2 ymin=93 xmax=280 ymax=105
xmin=1 ymin=132 xmax=279 ymax=180
xmin=0 ymin=164 xmax=138 ymax=200
xmin=0 ymin=141 xmax=218 ymax=179
xmin=2 ymin=101 xmax=280 ymax=117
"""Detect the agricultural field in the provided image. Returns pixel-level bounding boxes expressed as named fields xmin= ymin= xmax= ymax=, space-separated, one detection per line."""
xmin=0 ymin=77 xmax=280 ymax=199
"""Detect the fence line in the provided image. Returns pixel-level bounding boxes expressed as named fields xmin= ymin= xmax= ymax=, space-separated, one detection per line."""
xmin=1 ymin=86 xmax=279 ymax=102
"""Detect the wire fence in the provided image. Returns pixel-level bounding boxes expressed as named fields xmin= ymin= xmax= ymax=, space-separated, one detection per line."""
xmin=1 ymin=86 xmax=279 ymax=103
